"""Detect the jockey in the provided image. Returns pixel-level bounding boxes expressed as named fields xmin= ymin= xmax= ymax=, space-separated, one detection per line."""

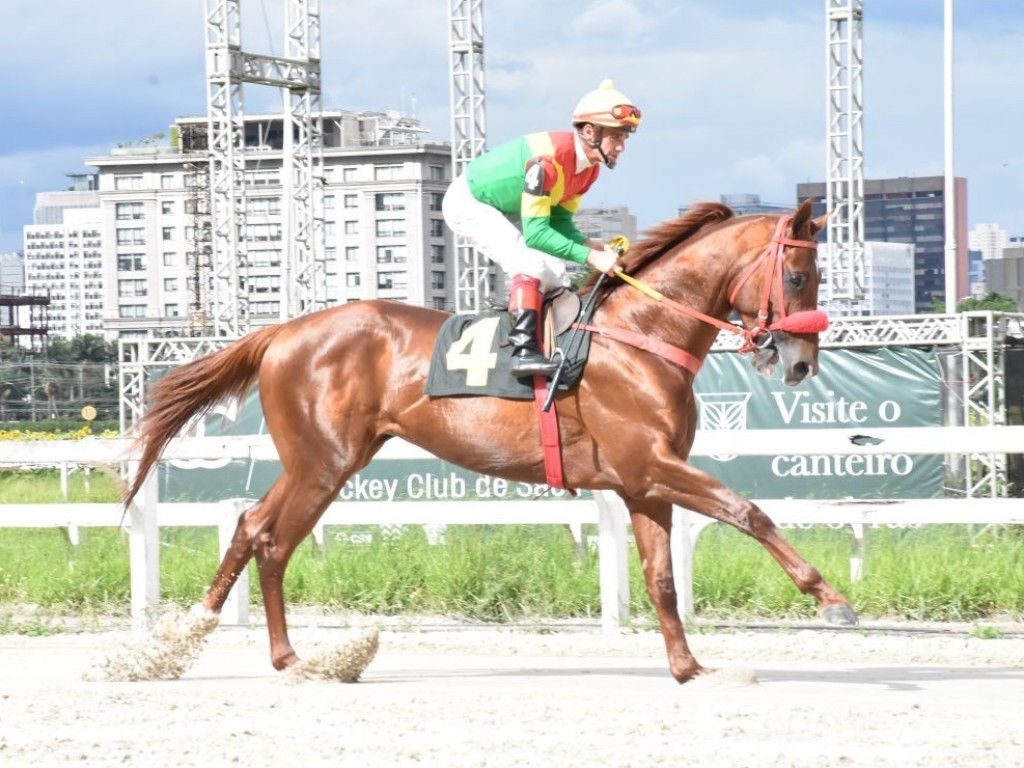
xmin=442 ymin=79 xmax=642 ymax=378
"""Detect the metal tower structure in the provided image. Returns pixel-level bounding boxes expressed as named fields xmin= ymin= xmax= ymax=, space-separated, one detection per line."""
xmin=448 ymin=0 xmax=491 ymax=313
xmin=204 ymin=0 xmax=326 ymax=337
xmin=825 ymin=0 xmax=866 ymax=308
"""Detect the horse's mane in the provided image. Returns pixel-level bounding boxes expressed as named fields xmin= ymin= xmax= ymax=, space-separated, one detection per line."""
xmin=579 ymin=202 xmax=735 ymax=295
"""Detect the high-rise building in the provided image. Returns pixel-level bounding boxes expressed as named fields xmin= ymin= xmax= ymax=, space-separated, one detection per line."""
xmin=985 ymin=245 xmax=1024 ymax=310
xmin=82 ymin=109 xmax=454 ymax=339
xmin=0 ymin=252 xmax=24 ymax=295
xmin=969 ymin=223 xmax=1010 ymax=262
xmin=22 ymin=184 xmax=105 ymax=339
xmin=797 ymin=176 xmax=969 ymax=314
xmin=679 ymin=193 xmax=792 ymax=217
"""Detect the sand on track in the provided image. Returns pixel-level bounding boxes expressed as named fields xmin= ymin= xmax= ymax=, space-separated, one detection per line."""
xmin=1 ymin=617 xmax=1022 ymax=768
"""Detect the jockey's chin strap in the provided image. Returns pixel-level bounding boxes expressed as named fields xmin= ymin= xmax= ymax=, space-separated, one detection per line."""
xmin=612 ymin=214 xmax=828 ymax=357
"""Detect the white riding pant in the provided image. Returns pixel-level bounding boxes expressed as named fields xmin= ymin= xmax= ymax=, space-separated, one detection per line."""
xmin=442 ymin=174 xmax=571 ymax=294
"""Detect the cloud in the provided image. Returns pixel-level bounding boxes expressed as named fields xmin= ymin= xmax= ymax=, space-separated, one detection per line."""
xmin=571 ymin=0 xmax=656 ymax=40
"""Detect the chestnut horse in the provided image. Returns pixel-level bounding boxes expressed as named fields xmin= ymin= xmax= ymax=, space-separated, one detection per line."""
xmin=125 ymin=199 xmax=857 ymax=683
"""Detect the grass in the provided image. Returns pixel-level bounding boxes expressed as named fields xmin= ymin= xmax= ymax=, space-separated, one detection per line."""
xmin=0 ymin=468 xmax=123 ymax=503
xmin=1 ymin=469 xmax=1023 ymax=629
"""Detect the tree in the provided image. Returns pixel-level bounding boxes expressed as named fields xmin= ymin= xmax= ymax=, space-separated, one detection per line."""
xmin=957 ymin=292 xmax=1018 ymax=313
xmin=932 ymin=292 xmax=1019 ymax=313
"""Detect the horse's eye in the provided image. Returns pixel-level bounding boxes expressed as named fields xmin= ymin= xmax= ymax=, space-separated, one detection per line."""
xmin=786 ymin=272 xmax=806 ymax=289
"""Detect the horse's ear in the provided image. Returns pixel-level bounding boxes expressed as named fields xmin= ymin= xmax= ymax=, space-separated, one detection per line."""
xmin=790 ymin=198 xmax=828 ymax=239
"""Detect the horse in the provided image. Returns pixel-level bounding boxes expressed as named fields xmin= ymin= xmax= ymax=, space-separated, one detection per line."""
xmin=123 ymin=198 xmax=858 ymax=684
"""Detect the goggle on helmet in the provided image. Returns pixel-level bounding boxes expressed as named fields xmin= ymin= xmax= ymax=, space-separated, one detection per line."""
xmin=571 ymin=79 xmax=642 ymax=133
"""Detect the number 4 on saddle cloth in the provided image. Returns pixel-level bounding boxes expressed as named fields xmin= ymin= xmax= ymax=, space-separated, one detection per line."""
xmin=425 ymin=289 xmax=592 ymax=400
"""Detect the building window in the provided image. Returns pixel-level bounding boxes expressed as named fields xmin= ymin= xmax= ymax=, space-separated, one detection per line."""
xmin=119 ymin=304 xmax=147 ymax=318
xmin=428 ymin=192 xmax=444 ymax=212
xmin=375 ymin=192 xmax=406 ymax=211
xmin=430 ymin=244 xmax=445 ymax=264
xmin=342 ymin=167 xmax=358 ymax=182
xmin=345 ymin=246 xmax=360 ymax=262
xmin=432 ymin=297 xmax=447 ymax=310
xmin=164 ymin=278 xmax=179 ymax=292
xmin=344 ymin=220 xmax=358 ymax=235
xmin=163 ymin=252 xmax=176 ymax=266
xmin=377 ymin=271 xmax=408 ymax=290
xmin=245 ymin=223 xmax=282 ymax=241
xmin=324 ymin=194 xmax=336 ymax=210
xmin=118 ymin=279 xmax=147 ymax=297
xmin=430 ymin=219 xmax=445 ymax=238
xmin=249 ymin=275 xmax=281 ymax=294
xmin=162 ymin=227 xmax=174 ymax=241
xmin=374 ymin=165 xmax=403 ymax=181
xmin=116 ymin=228 xmax=146 ymax=246
xmin=116 ymin=202 xmax=144 ymax=220
xmin=250 ymin=301 xmax=281 ymax=316
xmin=160 ymin=174 xmax=175 ymax=189
xmin=376 ymin=219 xmax=407 ymax=238
xmin=376 ymin=245 xmax=407 ymax=264
xmin=247 ymin=196 xmax=281 ymax=216
xmin=251 ymin=250 xmax=282 ymax=267
xmin=115 ymin=175 xmax=144 ymax=191
xmin=161 ymin=201 xmax=174 ymax=215
xmin=165 ymin=303 xmax=180 ymax=317
xmin=346 ymin=273 xmax=361 ymax=287
xmin=245 ymin=169 xmax=280 ymax=187
xmin=118 ymin=254 xmax=146 ymax=271
xmin=431 ymin=271 xmax=446 ymax=290
xmin=429 ymin=165 xmax=446 ymax=182
xmin=343 ymin=194 xmax=358 ymax=208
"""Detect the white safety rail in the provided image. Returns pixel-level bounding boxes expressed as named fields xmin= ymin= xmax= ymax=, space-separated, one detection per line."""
xmin=1 ymin=426 xmax=1023 ymax=629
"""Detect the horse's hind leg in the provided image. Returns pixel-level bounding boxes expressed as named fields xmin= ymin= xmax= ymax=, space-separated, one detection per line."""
xmin=194 ymin=467 xmax=340 ymax=670
xmin=248 ymin=467 xmax=344 ymax=670
xmin=623 ymin=497 xmax=708 ymax=683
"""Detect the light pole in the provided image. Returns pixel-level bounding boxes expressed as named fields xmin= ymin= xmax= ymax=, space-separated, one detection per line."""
xmin=943 ymin=0 xmax=958 ymax=310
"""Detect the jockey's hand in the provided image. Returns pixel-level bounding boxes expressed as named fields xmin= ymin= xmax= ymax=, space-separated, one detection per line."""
xmin=585 ymin=246 xmax=621 ymax=276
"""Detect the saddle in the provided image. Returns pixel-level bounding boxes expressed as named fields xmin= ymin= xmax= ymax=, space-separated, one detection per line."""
xmin=425 ymin=289 xmax=593 ymax=493
xmin=425 ymin=289 xmax=590 ymax=400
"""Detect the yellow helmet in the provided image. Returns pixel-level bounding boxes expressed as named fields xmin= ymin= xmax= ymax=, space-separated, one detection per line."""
xmin=571 ymin=80 xmax=642 ymax=133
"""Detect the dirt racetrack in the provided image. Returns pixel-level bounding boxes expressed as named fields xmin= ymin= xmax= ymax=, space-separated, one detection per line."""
xmin=1 ymin=615 xmax=1022 ymax=768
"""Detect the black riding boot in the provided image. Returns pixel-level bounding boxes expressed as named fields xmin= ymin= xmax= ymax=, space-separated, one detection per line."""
xmin=507 ymin=309 xmax=559 ymax=378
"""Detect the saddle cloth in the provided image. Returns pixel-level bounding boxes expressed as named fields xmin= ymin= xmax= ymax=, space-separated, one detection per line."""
xmin=425 ymin=292 xmax=592 ymax=400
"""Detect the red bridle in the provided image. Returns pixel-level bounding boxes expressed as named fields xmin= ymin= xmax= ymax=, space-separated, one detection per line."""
xmin=727 ymin=214 xmax=829 ymax=352
xmin=575 ymin=214 xmax=830 ymax=374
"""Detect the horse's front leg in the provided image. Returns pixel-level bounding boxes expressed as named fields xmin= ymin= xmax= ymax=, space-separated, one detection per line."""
xmin=649 ymin=459 xmax=858 ymax=626
xmin=623 ymin=497 xmax=710 ymax=683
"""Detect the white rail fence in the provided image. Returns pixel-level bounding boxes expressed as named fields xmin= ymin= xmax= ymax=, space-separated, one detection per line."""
xmin=2 ymin=427 xmax=1023 ymax=631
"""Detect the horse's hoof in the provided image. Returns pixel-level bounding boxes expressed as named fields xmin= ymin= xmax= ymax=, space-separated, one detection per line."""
xmin=822 ymin=603 xmax=859 ymax=626
xmin=684 ymin=667 xmax=759 ymax=688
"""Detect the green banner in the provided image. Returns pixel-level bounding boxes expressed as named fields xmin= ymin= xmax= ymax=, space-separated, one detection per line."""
xmin=690 ymin=347 xmax=944 ymax=499
xmin=158 ymin=346 xmax=943 ymax=502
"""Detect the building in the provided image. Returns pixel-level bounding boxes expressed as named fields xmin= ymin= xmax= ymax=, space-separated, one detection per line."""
xmin=1 ymin=251 xmax=51 ymax=352
xmin=33 ymin=173 xmax=99 ymax=225
xmin=22 ymin=178 xmax=105 ymax=340
xmin=679 ymin=193 xmax=793 ymax=217
xmin=797 ymin=176 xmax=969 ymax=314
xmin=0 ymin=252 xmax=24 ymax=295
xmin=82 ymin=109 xmax=454 ymax=339
xmin=819 ymin=241 xmax=915 ymax=317
xmin=969 ymin=222 xmax=1010 ymax=263
xmin=984 ymin=245 xmax=1024 ymax=310
xmin=575 ymin=206 xmax=637 ymax=243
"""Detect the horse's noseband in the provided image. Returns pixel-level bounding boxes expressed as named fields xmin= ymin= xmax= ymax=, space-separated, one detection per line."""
xmin=728 ymin=215 xmax=825 ymax=353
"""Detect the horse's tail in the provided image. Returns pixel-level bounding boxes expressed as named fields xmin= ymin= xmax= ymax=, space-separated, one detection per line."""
xmin=122 ymin=325 xmax=286 ymax=506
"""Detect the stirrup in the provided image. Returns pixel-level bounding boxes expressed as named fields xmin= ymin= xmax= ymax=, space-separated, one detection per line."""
xmin=510 ymin=351 xmax=559 ymax=378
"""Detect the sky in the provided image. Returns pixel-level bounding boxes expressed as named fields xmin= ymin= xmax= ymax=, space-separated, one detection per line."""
xmin=1 ymin=0 xmax=1022 ymax=253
